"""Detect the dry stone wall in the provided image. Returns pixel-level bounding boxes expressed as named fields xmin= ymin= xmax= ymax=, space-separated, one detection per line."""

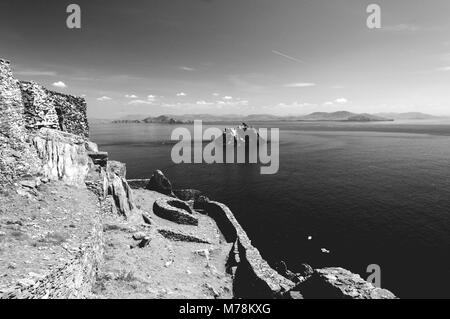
xmin=19 ymin=81 xmax=89 ymax=138
xmin=20 ymin=81 xmax=59 ymax=130
xmin=0 ymin=59 xmax=42 ymax=186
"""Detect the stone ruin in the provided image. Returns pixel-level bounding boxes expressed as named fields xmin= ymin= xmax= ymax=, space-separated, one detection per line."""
xmin=19 ymin=80 xmax=89 ymax=137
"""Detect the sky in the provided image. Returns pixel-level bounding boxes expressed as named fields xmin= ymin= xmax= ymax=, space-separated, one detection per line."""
xmin=0 ymin=0 xmax=449 ymax=118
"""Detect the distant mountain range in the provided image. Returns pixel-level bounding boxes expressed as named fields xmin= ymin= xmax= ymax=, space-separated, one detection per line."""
xmin=104 ymin=111 xmax=443 ymax=124
xmin=112 ymin=115 xmax=192 ymax=124
xmin=373 ymin=112 xmax=440 ymax=120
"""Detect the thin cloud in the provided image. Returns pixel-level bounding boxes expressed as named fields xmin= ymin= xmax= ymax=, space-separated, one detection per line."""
xmin=125 ymin=94 xmax=138 ymax=98
xmin=436 ymin=66 xmax=450 ymax=71
xmin=382 ymin=24 xmax=421 ymax=32
xmin=196 ymin=100 xmax=213 ymax=105
xmin=179 ymin=66 xmax=195 ymax=71
xmin=284 ymin=82 xmax=316 ymax=88
xmin=16 ymin=69 xmax=57 ymax=77
xmin=176 ymin=92 xmax=187 ymax=97
xmin=272 ymin=50 xmax=306 ymax=64
xmin=52 ymin=81 xmax=67 ymax=88
xmin=147 ymin=95 xmax=156 ymax=101
xmin=97 ymin=96 xmax=112 ymax=102
xmin=128 ymin=99 xmax=153 ymax=105
xmin=223 ymin=96 xmax=233 ymax=100
xmin=335 ymin=98 xmax=348 ymax=104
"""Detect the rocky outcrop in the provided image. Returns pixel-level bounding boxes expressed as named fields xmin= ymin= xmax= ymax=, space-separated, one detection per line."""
xmin=146 ymin=170 xmax=175 ymax=197
xmin=105 ymin=161 xmax=135 ymax=217
xmin=216 ymin=123 xmax=263 ymax=147
xmin=32 ymin=128 xmax=90 ymax=187
xmin=298 ymin=267 xmax=396 ymax=299
xmin=153 ymin=197 xmax=198 ymax=226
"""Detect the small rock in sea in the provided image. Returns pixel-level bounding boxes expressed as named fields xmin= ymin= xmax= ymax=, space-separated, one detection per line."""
xmin=321 ymin=248 xmax=330 ymax=254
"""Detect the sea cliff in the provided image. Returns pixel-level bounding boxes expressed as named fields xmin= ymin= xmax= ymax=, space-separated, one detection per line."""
xmin=0 ymin=58 xmax=396 ymax=299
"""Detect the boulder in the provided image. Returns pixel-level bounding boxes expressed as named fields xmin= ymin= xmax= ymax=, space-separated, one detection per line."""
xmin=146 ymin=170 xmax=175 ymax=196
xmin=298 ymin=267 xmax=396 ymax=299
xmin=105 ymin=164 xmax=135 ymax=217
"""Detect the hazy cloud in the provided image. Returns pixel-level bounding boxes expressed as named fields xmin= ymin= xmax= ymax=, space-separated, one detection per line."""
xmin=176 ymin=92 xmax=187 ymax=97
xmin=128 ymin=99 xmax=153 ymax=105
xmin=335 ymin=98 xmax=348 ymax=104
xmin=125 ymin=94 xmax=138 ymax=98
xmin=383 ymin=24 xmax=421 ymax=32
xmin=179 ymin=66 xmax=195 ymax=71
xmin=16 ymin=69 xmax=57 ymax=77
xmin=52 ymin=81 xmax=67 ymax=88
xmin=196 ymin=100 xmax=213 ymax=105
xmin=97 ymin=96 xmax=112 ymax=101
xmin=284 ymin=82 xmax=316 ymax=88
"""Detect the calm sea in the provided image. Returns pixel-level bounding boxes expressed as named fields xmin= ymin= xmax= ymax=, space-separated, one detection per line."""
xmin=90 ymin=120 xmax=450 ymax=298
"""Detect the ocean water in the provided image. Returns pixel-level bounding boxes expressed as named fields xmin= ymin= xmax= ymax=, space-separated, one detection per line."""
xmin=90 ymin=120 xmax=450 ymax=298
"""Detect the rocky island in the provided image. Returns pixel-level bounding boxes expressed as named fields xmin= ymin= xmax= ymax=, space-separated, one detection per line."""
xmin=0 ymin=58 xmax=396 ymax=299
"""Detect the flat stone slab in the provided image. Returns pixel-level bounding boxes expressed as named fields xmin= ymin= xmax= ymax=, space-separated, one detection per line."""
xmin=153 ymin=198 xmax=198 ymax=226
xmin=88 ymin=151 xmax=108 ymax=167
xmin=157 ymin=227 xmax=211 ymax=244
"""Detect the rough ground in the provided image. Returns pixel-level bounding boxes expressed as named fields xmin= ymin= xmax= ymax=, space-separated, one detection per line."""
xmin=91 ymin=189 xmax=234 ymax=299
xmin=0 ymin=181 xmax=100 ymax=291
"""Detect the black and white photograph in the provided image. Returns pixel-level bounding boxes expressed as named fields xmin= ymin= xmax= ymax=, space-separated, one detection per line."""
xmin=1 ymin=0 xmax=449 ymax=303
